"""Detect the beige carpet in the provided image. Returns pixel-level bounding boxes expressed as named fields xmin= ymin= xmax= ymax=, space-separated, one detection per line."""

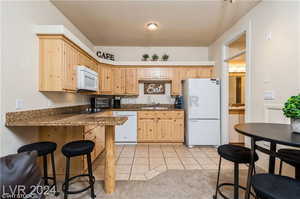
xmin=51 ymin=169 xmax=256 ymax=199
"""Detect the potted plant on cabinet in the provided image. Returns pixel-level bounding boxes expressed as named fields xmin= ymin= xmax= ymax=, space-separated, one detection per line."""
xmin=142 ymin=54 xmax=149 ymax=61
xmin=283 ymin=94 xmax=300 ymax=133
xmin=151 ymin=54 xmax=159 ymax=61
xmin=162 ymin=54 xmax=169 ymax=61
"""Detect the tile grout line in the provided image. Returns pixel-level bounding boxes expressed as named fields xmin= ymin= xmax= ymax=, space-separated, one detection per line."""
xmin=189 ymin=147 xmax=205 ymax=169
xmin=128 ymin=145 xmax=137 ymax=180
xmin=174 ymin=145 xmax=186 ymax=170
xmin=160 ymin=144 xmax=169 ymax=170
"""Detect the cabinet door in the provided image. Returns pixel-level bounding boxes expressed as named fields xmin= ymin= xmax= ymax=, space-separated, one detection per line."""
xmin=184 ymin=68 xmax=199 ymax=79
xmin=156 ymin=118 xmax=184 ymax=142
xmin=138 ymin=118 xmax=156 ymax=142
xmin=198 ymin=67 xmax=213 ymax=78
xmin=172 ymin=119 xmax=184 ymax=142
xmin=113 ymin=68 xmax=126 ymax=95
xmin=125 ymin=68 xmax=138 ymax=95
xmin=63 ymin=42 xmax=78 ymax=91
xmin=156 ymin=119 xmax=173 ymax=141
xmin=79 ymin=53 xmax=97 ymax=71
xmin=99 ymin=64 xmax=113 ymax=93
xmin=171 ymin=68 xmax=182 ymax=96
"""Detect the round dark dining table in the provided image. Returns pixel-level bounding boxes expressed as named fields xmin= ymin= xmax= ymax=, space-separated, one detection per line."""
xmin=235 ymin=123 xmax=300 ymax=199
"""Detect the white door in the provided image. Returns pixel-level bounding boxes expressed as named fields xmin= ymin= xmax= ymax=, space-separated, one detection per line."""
xmin=187 ymin=79 xmax=220 ymax=119
xmin=187 ymin=119 xmax=220 ymax=146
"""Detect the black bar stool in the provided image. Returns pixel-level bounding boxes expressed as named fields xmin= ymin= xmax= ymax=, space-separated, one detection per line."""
xmin=252 ymin=174 xmax=300 ymax=199
xmin=17 ymin=141 xmax=58 ymax=195
xmin=278 ymin=148 xmax=300 ymax=180
xmin=213 ymin=144 xmax=259 ymax=199
xmin=61 ymin=140 xmax=95 ymax=199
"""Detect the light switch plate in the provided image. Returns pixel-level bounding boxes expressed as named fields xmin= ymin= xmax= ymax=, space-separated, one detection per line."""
xmin=16 ymin=99 xmax=24 ymax=110
xmin=264 ymin=91 xmax=275 ymax=100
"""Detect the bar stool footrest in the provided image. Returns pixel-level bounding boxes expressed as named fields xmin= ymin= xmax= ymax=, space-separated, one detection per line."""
xmin=213 ymin=183 xmax=256 ymax=199
xmin=62 ymin=174 xmax=95 ymax=195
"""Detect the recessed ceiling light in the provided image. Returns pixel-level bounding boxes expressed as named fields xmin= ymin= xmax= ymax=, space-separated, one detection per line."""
xmin=146 ymin=22 xmax=159 ymax=31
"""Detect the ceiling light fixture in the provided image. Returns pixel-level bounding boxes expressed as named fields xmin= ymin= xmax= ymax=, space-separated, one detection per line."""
xmin=146 ymin=22 xmax=159 ymax=31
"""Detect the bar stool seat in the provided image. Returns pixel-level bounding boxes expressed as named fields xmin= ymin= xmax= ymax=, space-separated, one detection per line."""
xmin=213 ymin=144 xmax=258 ymax=199
xmin=61 ymin=140 xmax=95 ymax=199
xmin=218 ymin=144 xmax=259 ymax=164
xmin=18 ymin=141 xmax=57 ymax=156
xmin=62 ymin=140 xmax=94 ymax=157
xmin=17 ymin=141 xmax=58 ymax=196
xmin=252 ymin=174 xmax=300 ymax=199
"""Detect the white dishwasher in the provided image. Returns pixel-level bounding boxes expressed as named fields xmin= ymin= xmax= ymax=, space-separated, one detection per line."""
xmin=113 ymin=111 xmax=137 ymax=144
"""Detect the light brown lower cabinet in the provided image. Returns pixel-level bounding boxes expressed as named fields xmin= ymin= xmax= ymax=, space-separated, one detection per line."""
xmin=138 ymin=111 xmax=184 ymax=143
xmin=39 ymin=125 xmax=105 ymax=176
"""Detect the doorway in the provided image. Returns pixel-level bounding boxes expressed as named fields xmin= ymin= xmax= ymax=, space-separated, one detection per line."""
xmin=221 ymin=27 xmax=251 ymax=146
xmin=226 ymin=33 xmax=246 ymax=145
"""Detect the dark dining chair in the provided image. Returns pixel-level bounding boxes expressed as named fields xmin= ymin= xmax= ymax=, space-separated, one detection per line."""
xmin=278 ymin=148 xmax=300 ymax=180
xmin=251 ymin=174 xmax=300 ymax=199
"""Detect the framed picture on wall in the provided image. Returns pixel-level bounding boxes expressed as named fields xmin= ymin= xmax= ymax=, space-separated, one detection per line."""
xmin=144 ymin=83 xmax=165 ymax=94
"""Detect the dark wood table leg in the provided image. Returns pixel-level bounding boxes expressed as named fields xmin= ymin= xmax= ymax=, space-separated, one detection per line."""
xmin=245 ymin=138 xmax=256 ymax=199
xmin=269 ymin=142 xmax=277 ymax=174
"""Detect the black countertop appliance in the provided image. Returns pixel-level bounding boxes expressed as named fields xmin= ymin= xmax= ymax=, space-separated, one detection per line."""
xmin=90 ymin=97 xmax=111 ymax=113
xmin=112 ymin=96 xmax=121 ymax=108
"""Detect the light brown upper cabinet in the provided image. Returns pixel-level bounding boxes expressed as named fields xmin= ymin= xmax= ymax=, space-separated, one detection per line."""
xmin=113 ymin=67 xmax=138 ymax=95
xmin=138 ymin=68 xmax=171 ymax=80
xmin=39 ymin=35 xmax=100 ymax=93
xmin=171 ymin=68 xmax=182 ymax=96
xmin=125 ymin=68 xmax=138 ymax=95
xmin=39 ymin=35 xmax=80 ymax=91
xmin=98 ymin=63 xmax=113 ymax=94
xmin=63 ymin=41 xmax=78 ymax=91
xmin=79 ymin=52 xmax=97 ymax=72
xmin=112 ymin=68 xmax=126 ymax=95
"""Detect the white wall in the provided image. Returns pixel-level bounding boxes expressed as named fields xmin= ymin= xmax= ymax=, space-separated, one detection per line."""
xmin=95 ymin=46 xmax=209 ymax=61
xmin=209 ymin=1 xmax=300 ymax=172
xmin=121 ymin=83 xmax=175 ymax=105
xmin=1 ymin=1 xmax=94 ymax=156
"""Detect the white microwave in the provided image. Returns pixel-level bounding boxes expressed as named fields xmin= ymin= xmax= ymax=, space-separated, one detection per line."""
xmin=77 ymin=65 xmax=99 ymax=91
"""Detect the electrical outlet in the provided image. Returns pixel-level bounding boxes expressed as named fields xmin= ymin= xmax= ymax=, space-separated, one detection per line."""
xmin=16 ymin=99 xmax=24 ymax=110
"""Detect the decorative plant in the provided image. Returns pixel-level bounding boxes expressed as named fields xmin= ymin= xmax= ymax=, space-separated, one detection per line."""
xmin=283 ymin=95 xmax=300 ymax=119
xmin=162 ymin=54 xmax=169 ymax=61
xmin=151 ymin=54 xmax=159 ymax=61
xmin=142 ymin=54 xmax=149 ymax=61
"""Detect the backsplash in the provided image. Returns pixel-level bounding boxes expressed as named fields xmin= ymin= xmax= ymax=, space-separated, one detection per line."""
xmin=121 ymin=83 xmax=175 ymax=104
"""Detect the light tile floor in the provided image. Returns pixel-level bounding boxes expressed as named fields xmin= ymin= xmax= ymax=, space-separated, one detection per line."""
xmin=93 ymin=144 xmax=249 ymax=181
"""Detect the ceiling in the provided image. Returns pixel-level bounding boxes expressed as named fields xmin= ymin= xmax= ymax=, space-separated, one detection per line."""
xmin=52 ymin=0 xmax=260 ymax=46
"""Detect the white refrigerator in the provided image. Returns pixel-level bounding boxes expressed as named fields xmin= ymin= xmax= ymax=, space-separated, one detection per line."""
xmin=183 ymin=79 xmax=220 ymax=146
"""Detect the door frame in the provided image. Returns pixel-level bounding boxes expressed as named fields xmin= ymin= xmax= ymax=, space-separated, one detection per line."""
xmin=220 ymin=21 xmax=252 ymax=145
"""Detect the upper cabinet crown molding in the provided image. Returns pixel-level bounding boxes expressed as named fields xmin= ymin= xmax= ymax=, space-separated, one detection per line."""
xmin=34 ymin=25 xmax=215 ymax=67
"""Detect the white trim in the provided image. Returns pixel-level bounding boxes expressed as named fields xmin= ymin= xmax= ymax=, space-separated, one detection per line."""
xmin=34 ymin=25 xmax=215 ymax=67
xmin=220 ymin=21 xmax=252 ymax=145
xmin=116 ymin=61 xmax=215 ymax=66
